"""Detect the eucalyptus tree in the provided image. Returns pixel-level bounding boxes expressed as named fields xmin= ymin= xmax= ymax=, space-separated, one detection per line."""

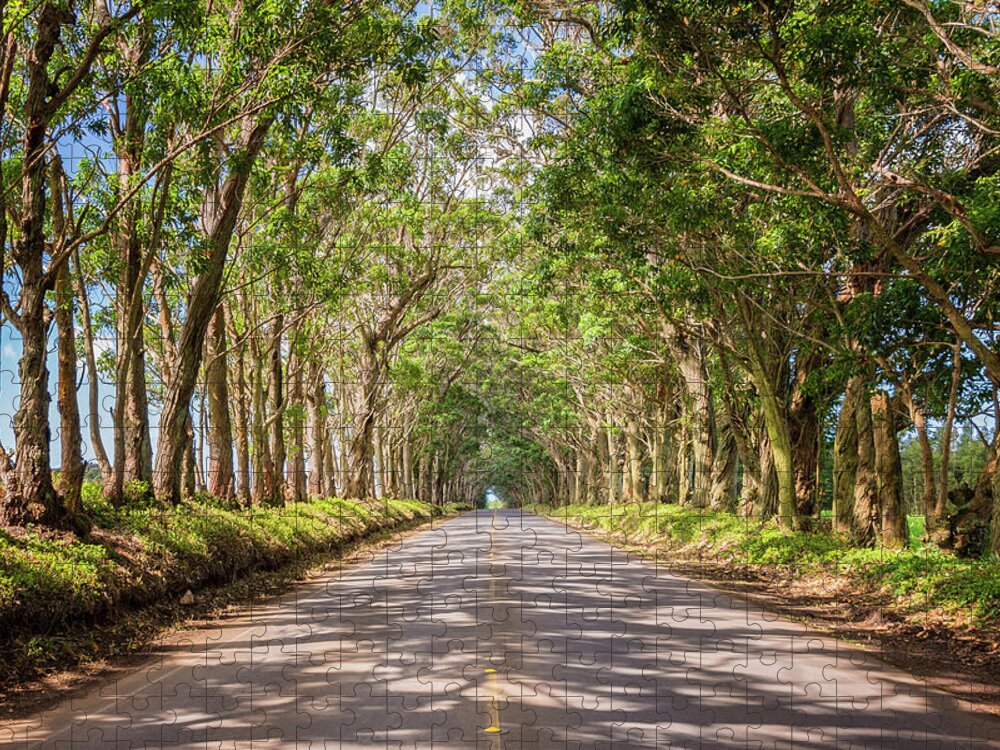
xmin=613 ymin=0 xmax=1000 ymax=548
xmin=0 ymin=0 xmax=140 ymax=526
xmin=149 ymin=0 xmax=416 ymax=503
xmin=322 ymin=81 xmax=496 ymax=498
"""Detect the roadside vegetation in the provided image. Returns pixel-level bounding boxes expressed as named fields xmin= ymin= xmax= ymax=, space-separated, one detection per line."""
xmin=0 ymin=484 xmax=444 ymax=691
xmin=531 ymin=502 xmax=1000 ymax=636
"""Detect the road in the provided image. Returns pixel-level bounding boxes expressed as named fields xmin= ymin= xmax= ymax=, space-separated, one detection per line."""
xmin=3 ymin=509 xmax=999 ymax=749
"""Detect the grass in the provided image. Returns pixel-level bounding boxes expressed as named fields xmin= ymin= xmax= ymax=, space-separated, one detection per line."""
xmin=528 ymin=502 xmax=1000 ymax=626
xmin=0 ymin=485 xmax=442 ymax=638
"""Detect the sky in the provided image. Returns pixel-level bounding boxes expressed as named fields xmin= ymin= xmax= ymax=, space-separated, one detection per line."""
xmin=0 ymin=321 xmax=120 ymax=467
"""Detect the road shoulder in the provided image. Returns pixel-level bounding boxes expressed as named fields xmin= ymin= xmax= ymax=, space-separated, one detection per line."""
xmin=0 ymin=512 xmax=460 ymax=722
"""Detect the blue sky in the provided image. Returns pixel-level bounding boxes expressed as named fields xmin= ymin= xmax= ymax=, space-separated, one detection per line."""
xmin=0 ymin=321 xmax=118 ymax=467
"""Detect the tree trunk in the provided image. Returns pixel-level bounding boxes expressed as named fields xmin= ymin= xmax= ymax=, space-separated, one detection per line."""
xmin=676 ymin=423 xmax=692 ymax=505
xmin=205 ymin=306 xmax=235 ymax=498
xmin=430 ymin=452 xmax=441 ymax=506
xmin=336 ymin=384 xmax=350 ymax=496
xmin=749 ymin=359 xmax=797 ymax=528
xmin=53 ymin=188 xmax=84 ymax=524
xmin=268 ymin=312 xmax=286 ymax=499
xmin=731 ymin=409 xmax=761 ymax=517
xmin=119 ymin=226 xmax=153 ymax=493
xmin=345 ymin=338 xmax=380 ymax=499
xmin=182 ymin=410 xmax=197 ymax=500
xmin=949 ymin=432 xmax=999 ymax=558
xmin=153 ymin=115 xmax=273 ymax=502
xmin=872 ymin=391 xmax=907 ymax=549
xmin=323 ymin=408 xmax=338 ymax=498
xmin=853 ymin=392 xmax=878 ymax=546
xmin=229 ymin=301 xmax=251 ymax=504
xmin=738 ymin=460 xmax=760 ymax=517
xmin=308 ymin=365 xmax=327 ymax=498
xmin=4 ymin=251 xmax=60 ymax=525
xmin=606 ymin=426 xmax=620 ymax=504
xmin=574 ymin=441 xmax=589 ymax=506
xmin=402 ymin=434 xmax=414 ymax=499
xmin=252 ymin=327 xmax=275 ymax=506
xmin=755 ymin=426 xmax=779 ymax=519
xmin=1 ymin=10 xmax=61 ymax=525
xmin=372 ymin=425 xmax=383 ymax=497
xmin=833 ymin=376 xmax=863 ymax=535
xmin=649 ymin=421 xmax=668 ymax=503
xmin=665 ymin=323 xmax=715 ymax=509
xmin=762 ymin=393 xmax=796 ymax=529
xmin=74 ymin=251 xmax=113 ymax=488
xmin=710 ymin=401 xmax=737 ymax=511
xmin=988 ymin=445 xmax=1000 ymax=558
xmin=625 ymin=418 xmax=644 ymax=502
xmin=287 ymin=336 xmax=307 ymax=503
xmin=789 ymin=369 xmax=820 ymax=520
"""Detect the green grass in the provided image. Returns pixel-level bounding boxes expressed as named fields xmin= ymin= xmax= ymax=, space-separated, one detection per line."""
xmin=819 ymin=509 xmax=927 ymax=545
xmin=529 ymin=502 xmax=1000 ymax=626
xmin=907 ymin=514 xmax=926 ymax=543
xmin=0 ymin=485 xmax=440 ymax=636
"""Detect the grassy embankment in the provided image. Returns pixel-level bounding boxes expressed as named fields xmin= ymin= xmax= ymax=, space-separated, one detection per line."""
xmin=528 ymin=502 xmax=1000 ymax=631
xmin=1 ymin=484 xmax=457 ymax=690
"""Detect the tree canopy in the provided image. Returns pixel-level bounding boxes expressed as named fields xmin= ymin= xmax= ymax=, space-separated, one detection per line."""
xmin=1 ymin=0 xmax=999 ymax=558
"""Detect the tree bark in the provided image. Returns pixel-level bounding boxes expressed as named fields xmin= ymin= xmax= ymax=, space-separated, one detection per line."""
xmin=267 ymin=311 xmax=286 ymax=500
xmin=668 ymin=325 xmax=715 ymax=509
xmin=229 ymin=300 xmax=251 ymax=504
xmin=789 ymin=365 xmax=821 ymax=520
xmin=252 ymin=327 xmax=276 ymax=506
xmin=676 ymin=423 xmax=691 ymax=505
xmin=872 ymin=391 xmax=907 ymax=548
xmin=308 ymin=364 xmax=327 ymax=498
xmin=74 ymin=251 xmax=113 ymax=488
xmin=116 ymin=172 xmax=153 ymax=496
xmin=710 ymin=400 xmax=737 ymax=511
xmin=949 ymin=432 xmax=999 ymax=557
xmin=625 ymin=418 xmax=643 ymax=502
xmin=606 ymin=426 xmax=620 ymax=504
xmin=833 ymin=376 xmax=863 ymax=535
xmin=153 ymin=115 xmax=273 ymax=502
xmin=205 ymin=306 xmax=235 ymax=498
xmin=748 ymin=358 xmax=797 ymax=528
xmin=323 ymin=407 xmax=338 ymax=498
xmin=1 ymin=4 xmax=63 ymax=526
xmin=52 ymin=168 xmax=84 ymax=524
xmin=853 ymin=391 xmax=878 ymax=546
xmin=755 ymin=425 xmax=779 ymax=519
xmin=402 ymin=434 xmax=415 ymax=498
xmin=345 ymin=335 xmax=380 ymax=499
xmin=182 ymin=410 xmax=197 ymax=499
xmin=286 ymin=331 xmax=307 ymax=502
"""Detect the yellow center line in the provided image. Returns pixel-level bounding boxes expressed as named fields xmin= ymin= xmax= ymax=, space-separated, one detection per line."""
xmin=482 ymin=523 xmax=504 ymax=745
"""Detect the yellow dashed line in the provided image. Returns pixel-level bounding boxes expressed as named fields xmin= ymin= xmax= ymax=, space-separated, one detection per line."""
xmin=482 ymin=525 xmax=504 ymax=745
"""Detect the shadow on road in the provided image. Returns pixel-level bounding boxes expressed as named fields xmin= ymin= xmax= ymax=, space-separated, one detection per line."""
xmin=3 ymin=510 xmax=999 ymax=749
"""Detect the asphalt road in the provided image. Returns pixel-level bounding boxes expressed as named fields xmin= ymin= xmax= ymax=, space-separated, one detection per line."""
xmin=3 ymin=509 xmax=999 ymax=749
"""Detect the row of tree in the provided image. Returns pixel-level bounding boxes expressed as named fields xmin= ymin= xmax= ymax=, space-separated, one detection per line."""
xmin=482 ymin=0 xmax=1000 ymax=557
xmin=3 ymin=0 xmax=1000 ymax=562
xmin=0 ymin=0 xmax=513 ymax=529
